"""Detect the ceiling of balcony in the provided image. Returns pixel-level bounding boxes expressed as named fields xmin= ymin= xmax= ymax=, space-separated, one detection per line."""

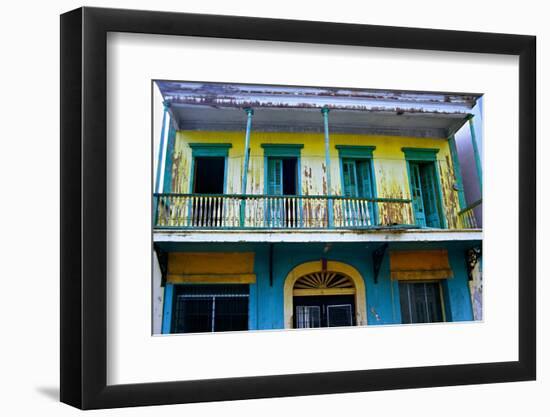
xmin=156 ymin=81 xmax=481 ymax=138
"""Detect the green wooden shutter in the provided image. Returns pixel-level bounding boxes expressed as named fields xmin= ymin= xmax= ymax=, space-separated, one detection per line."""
xmin=267 ymin=158 xmax=283 ymax=195
xmin=409 ymin=162 xmax=427 ymax=227
xmin=266 ymin=158 xmax=283 ymax=227
xmin=420 ymin=164 xmax=441 ymax=228
xmin=356 ymin=160 xmax=373 ymax=198
xmin=357 ymin=160 xmax=375 ymax=224
xmin=342 ymin=159 xmax=358 ymax=197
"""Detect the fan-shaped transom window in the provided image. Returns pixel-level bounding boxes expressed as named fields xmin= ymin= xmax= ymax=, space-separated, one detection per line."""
xmin=293 ymin=272 xmax=355 ymax=296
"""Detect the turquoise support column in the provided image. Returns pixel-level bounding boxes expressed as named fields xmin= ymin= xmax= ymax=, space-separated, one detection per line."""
xmin=241 ymin=108 xmax=254 ymax=194
xmin=154 ymin=102 xmax=169 ymax=226
xmin=163 ymin=124 xmax=176 ymax=194
xmin=322 ymin=107 xmax=333 ymax=227
xmin=240 ymin=108 xmax=254 ymax=226
xmin=467 ymin=114 xmax=483 ymax=195
xmin=448 ymin=134 xmax=466 ymax=210
xmin=154 ymin=102 xmax=169 ymax=194
xmin=161 ymin=283 xmax=174 ymax=334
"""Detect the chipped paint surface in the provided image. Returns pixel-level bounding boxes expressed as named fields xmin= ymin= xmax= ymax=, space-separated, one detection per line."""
xmin=170 ymin=130 xmax=463 ymax=228
xmin=157 ymin=81 xmax=479 ymax=114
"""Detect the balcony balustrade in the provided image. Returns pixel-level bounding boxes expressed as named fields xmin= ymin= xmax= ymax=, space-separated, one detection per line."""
xmin=153 ymin=193 xmax=414 ymax=230
xmin=457 ymin=199 xmax=482 ymax=229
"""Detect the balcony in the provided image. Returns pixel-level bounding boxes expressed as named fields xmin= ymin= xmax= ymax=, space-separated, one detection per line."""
xmin=153 ymin=193 xmax=413 ymax=230
xmin=457 ymin=199 xmax=482 ymax=229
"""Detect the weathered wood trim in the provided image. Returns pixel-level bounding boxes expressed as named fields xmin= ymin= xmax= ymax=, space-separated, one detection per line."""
xmin=402 ymin=147 xmax=439 ymax=161
xmin=335 ymin=145 xmax=376 ymax=159
xmin=166 ymin=273 xmax=256 ymax=284
xmin=293 ymin=288 xmax=356 ymax=296
xmin=154 ymin=229 xmax=483 ymax=243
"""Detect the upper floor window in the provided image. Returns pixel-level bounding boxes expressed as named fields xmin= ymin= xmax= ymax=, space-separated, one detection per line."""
xmin=262 ymin=144 xmax=303 ymax=196
xmin=188 ymin=143 xmax=232 ymax=227
xmin=262 ymin=144 xmax=303 ymax=228
xmin=341 ymin=159 xmax=374 ymax=199
xmin=336 ymin=145 xmax=377 ymax=226
xmin=267 ymin=157 xmax=298 ymax=196
xmin=402 ymin=148 xmax=446 ymax=228
xmin=188 ymin=143 xmax=232 ymax=194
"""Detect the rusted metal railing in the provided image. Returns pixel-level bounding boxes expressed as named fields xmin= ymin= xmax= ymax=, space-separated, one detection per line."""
xmin=457 ymin=199 xmax=482 ymax=229
xmin=153 ymin=193 xmax=412 ymax=230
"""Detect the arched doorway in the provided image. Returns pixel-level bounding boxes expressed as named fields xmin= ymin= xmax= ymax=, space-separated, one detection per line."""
xmin=283 ymin=260 xmax=367 ymax=328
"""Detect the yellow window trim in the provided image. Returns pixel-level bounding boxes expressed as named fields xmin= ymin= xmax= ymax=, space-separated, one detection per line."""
xmin=293 ymin=288 xmax=356 ymax=296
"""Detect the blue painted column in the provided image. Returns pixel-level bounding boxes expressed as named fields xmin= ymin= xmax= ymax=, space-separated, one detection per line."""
xmin=467 ymin=114 xmax=483 ymax=195
xmin=154 ymin=102 xmax=169 ymax=227
xmin=240 ymin=108 xmax=254 ymax=226
xmin=321 ymin=107 xmax=333 ymax=227
xmin=163 ymin=124 xmax=176 ymax=194
xmin=155 ymin=102 xmax=170 ymax=194
xmin=241 ymin=108 xmax=254 ymax=194
xmin=161 ymin=283 xmax=174 ymax=334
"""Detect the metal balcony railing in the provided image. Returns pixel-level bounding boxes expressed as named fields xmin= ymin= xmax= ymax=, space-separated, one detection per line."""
xmin=153 ymin=193 xmax=413 ymax=230
xmin=457 ymin=199 xmax=482 ymax=229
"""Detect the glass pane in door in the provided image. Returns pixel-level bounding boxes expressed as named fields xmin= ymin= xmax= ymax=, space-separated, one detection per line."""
xmin=327 ymin=304 xmax=353 ymax=327
xmin=295 ymin=305 xmax=321 ymax=328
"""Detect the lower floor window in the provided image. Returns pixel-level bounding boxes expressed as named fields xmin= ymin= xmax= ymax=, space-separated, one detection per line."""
xmin=172 ymin=284 xmax=249 ymax=333
xmin=399 ymin=281 xmax=444 ymax=324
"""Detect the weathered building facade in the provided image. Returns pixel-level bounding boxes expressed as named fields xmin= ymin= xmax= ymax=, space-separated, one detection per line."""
xmin=152 ymin=81 xmax=483 ymax=334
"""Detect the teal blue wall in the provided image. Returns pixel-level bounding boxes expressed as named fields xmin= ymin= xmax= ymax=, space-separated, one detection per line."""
xmin=159 ymin=241 xmax=475 ymax=331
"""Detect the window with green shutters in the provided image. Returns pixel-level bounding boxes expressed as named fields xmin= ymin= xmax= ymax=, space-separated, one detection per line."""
xmin=341 ymin=158 xmax=375 ymax=225
xmin=408 ymin=161 xmax=442 ymax=228
xmin=265 ymin=156 xmax=299 ymax=227
xmin=267 ymin=158 xmax=283 ymax=196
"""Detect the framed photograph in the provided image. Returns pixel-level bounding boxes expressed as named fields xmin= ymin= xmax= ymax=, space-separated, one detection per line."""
xmin=60 ymin=6 xmax=536 ymax=409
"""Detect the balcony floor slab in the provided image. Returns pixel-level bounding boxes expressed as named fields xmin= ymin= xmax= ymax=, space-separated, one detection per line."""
xmin=153 ymin=228 xmax=482 ymax=243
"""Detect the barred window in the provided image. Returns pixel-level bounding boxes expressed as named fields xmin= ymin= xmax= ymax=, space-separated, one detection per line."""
xmin=172 ymin=285 xmax=249 ymax=333
xmin=399 ymin=282 xmax=444 ymax=324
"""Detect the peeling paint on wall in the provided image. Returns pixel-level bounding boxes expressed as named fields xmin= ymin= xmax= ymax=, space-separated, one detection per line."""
xmin=437 ymin=155 xmax=461 ymax=229
xmin=171 ymin=131 xmax=464 ymax=228
xmin=469 ymin=260 xmax=483 ymax=321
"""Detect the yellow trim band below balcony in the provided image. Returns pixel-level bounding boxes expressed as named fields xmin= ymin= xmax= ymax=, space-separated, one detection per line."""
xmin=166 ymin=273 xmax=256 ymax=284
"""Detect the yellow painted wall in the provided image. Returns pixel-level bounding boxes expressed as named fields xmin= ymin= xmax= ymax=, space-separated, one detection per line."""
xmin=172 ymin=131 xmax=462 ymax=228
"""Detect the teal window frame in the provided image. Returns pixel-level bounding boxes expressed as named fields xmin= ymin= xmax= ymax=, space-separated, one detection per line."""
xmin=261 ymin=144 xmax=303 ymax=196
xmin=188 ymin=143 xmax=232 ymax=194
xmin=262 ymin=144 xmax=303 ymax=227
xmin=402 ymin=147 xmax=447 ymax=228
xmin=336 ymin=145 xmax=378 ymax=225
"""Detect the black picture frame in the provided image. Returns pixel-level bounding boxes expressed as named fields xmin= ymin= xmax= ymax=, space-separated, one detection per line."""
xmin=60 ymin=6 xmax=536 ymax=410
